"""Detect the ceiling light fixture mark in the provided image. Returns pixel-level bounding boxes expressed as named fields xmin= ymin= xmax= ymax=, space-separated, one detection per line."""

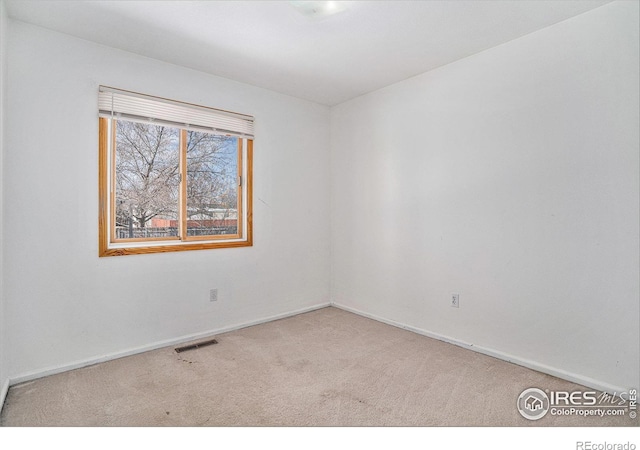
xmin=289 ymin=1 xmax=348 ymax=19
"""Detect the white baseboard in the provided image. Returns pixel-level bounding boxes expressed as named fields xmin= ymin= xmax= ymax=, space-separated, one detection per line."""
xmin=331 ymin=302 xmax=627 ymax=395
xmin=7 ymin=301 xmax=627 ymax=397
xmin=0 ymin=377 xmax=9 ymax=415
xmin=9 ymin=302 xmax=331 ymax=386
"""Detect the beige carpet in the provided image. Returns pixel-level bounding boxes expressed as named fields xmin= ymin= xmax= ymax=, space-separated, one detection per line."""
xmin=1 ymin=307 xmax=637 ymax=426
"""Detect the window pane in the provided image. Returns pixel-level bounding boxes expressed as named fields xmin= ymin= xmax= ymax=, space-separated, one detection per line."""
xmin=115 ymin=120 xmax=180 ymax=239
xmin=186 ymin=132 xmax=239 ymax=237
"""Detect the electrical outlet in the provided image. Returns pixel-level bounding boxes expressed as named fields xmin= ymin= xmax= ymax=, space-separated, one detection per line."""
xmin=210 ymin=289 xmax=218 ymax=302
xmin=451 ymin=293 xmax=459 ymax=308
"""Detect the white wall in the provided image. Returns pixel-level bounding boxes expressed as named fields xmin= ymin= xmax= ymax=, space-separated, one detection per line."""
xmin=4 ymin=20 xmax=331 ymax=380
xmin=330 ymin=1 xmax=639 ymax=392
xmin=0 ymin=0 xmax=8 ymax=409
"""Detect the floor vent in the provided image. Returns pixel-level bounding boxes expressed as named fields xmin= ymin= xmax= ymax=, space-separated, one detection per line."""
xmin=174 ymin=338 xmax=218 ymax=353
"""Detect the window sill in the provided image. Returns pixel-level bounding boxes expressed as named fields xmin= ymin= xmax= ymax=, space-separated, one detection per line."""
xmin=99 ymin=238 xmax=253 ymax=257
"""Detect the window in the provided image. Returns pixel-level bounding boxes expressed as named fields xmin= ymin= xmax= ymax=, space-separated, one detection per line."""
xmin=98 ymin=86 xmax=253 ymax=256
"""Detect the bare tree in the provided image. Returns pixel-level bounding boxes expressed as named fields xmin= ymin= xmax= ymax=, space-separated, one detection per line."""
xmin=114 ymin=121 xmax=237 ymax=235
xmin=186 ymin=130 xmax=238 ymax=223
xmin=115 ymin=121 xmax=180 ymax=230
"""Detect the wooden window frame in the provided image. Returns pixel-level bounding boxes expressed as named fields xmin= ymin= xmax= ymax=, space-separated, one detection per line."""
xmin=99 ymin=118 xmax=253 ymax=257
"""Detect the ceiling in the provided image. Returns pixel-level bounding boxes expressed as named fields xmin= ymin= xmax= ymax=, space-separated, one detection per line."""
xmin=5 ymin=0 xmax=613 ymax=106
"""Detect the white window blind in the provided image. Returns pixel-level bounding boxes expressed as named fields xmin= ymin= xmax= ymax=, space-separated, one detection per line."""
xmin=98 ymin=86 xmax=254 ymax=139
